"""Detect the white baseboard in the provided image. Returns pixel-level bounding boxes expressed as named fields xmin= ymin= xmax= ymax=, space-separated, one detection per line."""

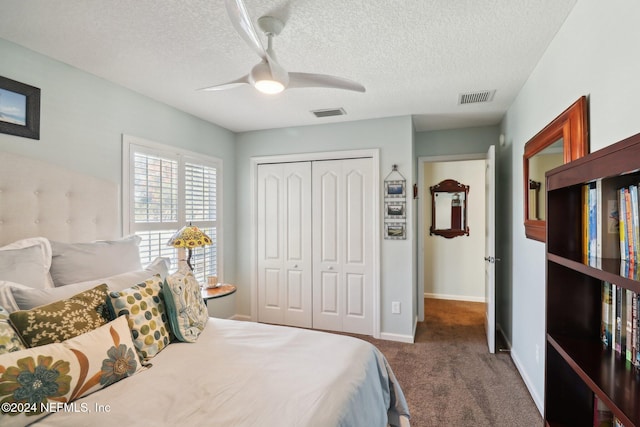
xmin=510 ymin=348 xmax=544 ymax=416
xmin=379 ymin=331 xmax=415 ymax=343
xmin=230 ymin=314 xmax=251 ymax=321
xmin=424 ymin=293 xmax=486 ymax=303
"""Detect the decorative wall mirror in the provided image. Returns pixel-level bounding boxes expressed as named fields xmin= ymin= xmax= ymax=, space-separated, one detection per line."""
xmin=523 ymin=96 xmax=588 ymax=242
xmin=430 ymin=179 xmax=470 ymax=238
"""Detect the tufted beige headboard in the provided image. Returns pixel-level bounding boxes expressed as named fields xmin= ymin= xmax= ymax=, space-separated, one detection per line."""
xmin=0 ymin=151 xmax=119 ymax=245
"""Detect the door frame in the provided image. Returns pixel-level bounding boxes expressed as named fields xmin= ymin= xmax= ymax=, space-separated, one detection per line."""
xmin=417 ymin=152 xmax=488 ymax=322
xmin=249 ymin=149 xmax=381 ymax=338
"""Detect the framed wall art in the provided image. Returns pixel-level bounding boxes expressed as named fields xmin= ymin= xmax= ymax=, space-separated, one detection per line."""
xmin=385 ymin=222 xmax=406 ymax=240
xmin=383 ymin=164 xmax=407 ymax=239
xmin=385 ymin=201 xmax=406 ymax=219
xmin=384 ymin=180 xmax=405 ymax=198
xmin=0 ymin=76 xmax=41 ymax=140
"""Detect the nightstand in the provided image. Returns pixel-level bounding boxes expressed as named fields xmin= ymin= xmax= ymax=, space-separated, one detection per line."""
xmin=201 ymin=284 xmax=236 ymax=306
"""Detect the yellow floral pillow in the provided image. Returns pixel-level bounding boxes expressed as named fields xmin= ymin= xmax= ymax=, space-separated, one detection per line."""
xmin=0 ymin=316 xmax=143 ymax=427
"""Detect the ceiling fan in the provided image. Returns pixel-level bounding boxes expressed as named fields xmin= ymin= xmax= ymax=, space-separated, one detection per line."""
xmin=200 ymin=0 xmax=365 ymax=95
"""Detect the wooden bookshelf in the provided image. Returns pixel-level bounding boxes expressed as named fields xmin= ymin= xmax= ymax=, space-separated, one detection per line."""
xmin=545 ymin=132 xmax=640 ymax=426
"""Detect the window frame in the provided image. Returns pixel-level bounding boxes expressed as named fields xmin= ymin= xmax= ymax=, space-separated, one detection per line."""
xmin=122 ymin=134 xmax=223 ymax=281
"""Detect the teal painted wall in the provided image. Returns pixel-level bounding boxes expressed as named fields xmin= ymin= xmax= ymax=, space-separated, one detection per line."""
xmin=0 ymin=38 xmax=238 ymax=285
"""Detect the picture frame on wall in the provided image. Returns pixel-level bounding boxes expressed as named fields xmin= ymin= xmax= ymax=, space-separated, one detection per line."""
xmin=384 ymin=222 xmax=406 ymax=240
xmin=0 ymin=76 xmax=41 ymax=140
xmin=385 ymin=180 xmax=405 ymax=198
xmin=385 ymin=201 xmax=406 ymax=219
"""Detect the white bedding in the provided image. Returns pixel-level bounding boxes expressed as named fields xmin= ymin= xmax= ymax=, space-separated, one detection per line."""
xmin=34 ymin=318 xmax=410 ymax=427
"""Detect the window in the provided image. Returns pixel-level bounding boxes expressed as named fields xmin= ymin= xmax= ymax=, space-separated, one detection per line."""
xmin=123 ymin=135 xmax=221 ymax=283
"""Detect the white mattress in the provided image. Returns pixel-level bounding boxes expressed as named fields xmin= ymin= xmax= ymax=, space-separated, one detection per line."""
xmin=34 ymin=318 xmax=410 ymax=426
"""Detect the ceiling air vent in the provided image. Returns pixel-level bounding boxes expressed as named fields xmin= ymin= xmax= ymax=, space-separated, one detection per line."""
xmin=459 ymin=90 xmax=496 ymax=105
xmin=311 ymin=108 xmax=346 ymax=118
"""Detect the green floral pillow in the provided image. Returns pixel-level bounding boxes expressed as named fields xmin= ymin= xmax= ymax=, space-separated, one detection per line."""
xmin=163 ymin=269 xmax=208 ymax=342
xmin=0 ymin=306 xmax=25 ymax=355
xmin=0 ymin=315 xmax=143 ymax=427
xmin=108 ymin=275 xmax=172 ymax=361
xmin=9 ymin=284 xmax=111 ymax=348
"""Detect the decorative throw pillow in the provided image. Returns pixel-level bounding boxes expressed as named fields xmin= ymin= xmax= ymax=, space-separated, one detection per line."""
xmin=0 ymin=237 xmax=53 ymax=289
xmin=0 ymin=305 xmax=25 ymax=355
xmin=50 ymin=235 xmax=142 ymax=287
xmin=10 ymin=256 xmax=171 ymax=311
xmin=0 ymin=316 xmax=143 ymax=427
xmin=163 ymin=269 xmax=208 ymax=342
xmin=108 ymin=275 xmax=171 ymax=360
xmin=9 ymin=284 xmax=111 ymax=348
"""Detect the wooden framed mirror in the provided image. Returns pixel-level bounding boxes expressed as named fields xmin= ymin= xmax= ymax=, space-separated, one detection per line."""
xmin=523 ymin=96 xmax=588 ymax=242
xmin=430 ymin=179 xmax=470 ymax=238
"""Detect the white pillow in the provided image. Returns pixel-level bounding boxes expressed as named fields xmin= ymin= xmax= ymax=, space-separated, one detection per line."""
xmin=10 ymin=257 xmax=170 ymax=311
xmin=50 ymin=235 xmax=143 ymax=287
xmin=0 ymin=237 xmax=53 ymax=289
xmin=0 ymin=281 xmax=25 ymax=313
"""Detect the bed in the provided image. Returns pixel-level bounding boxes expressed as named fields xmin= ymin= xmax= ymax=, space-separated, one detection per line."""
xmin=0 ymin=151 xmax=410 ymax=427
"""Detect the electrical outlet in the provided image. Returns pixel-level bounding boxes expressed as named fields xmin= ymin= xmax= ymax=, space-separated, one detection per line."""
xmin=391 ymin=301 xmax=401 ymax=314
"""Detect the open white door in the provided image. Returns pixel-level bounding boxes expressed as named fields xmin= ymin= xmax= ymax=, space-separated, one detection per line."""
xmin=484 ymin=145 xmax=496 ymax=353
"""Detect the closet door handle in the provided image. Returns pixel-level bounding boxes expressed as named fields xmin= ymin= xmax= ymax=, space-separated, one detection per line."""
xmin=328 ymin=266 xmax=334 ymax=270
xmin=293 ymin=264 xmax=298 ymax=268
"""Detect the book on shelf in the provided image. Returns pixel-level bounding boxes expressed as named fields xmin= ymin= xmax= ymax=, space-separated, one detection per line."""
xmin=626 ymin=288 xmax=634 ymax=362
xmin=586 ymin=179 xmax=640 ymax=264
xmin=636 ymin=293 xmax=640 ymax=367
xmin=603 ymin=281 xmax=640 ymax=366
xmin=611 ymin=283 xmax=617 ymax=352
xmin=587 ymin=180 xmax=626 ymax=263
xmin=615 ymin=285 xmax=623 ymax=355
xmin=589 ymin=182 xmax=598 ymax=261
xmin=583 ymin=183 xmax=591 ymax=262
xmin=601 ymin=282 xmax=613 ymax=348
xmin=624 ymin=187 xmax=634 ymax=263
xmin=632 ymin=291 xmax=638 ymax=366
xmin=629 ymin=185 xmax=640 ymax=262
xmin=596 ymin=179 xmax=620 ymax=260
xmin=619 ymin=187 xmax=628 ymax=261
xmin=593 ymin=395 xmax=613 ymax=427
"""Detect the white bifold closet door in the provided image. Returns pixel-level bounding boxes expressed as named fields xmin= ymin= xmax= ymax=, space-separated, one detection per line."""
xmin=312 ymin=158 xmax=373 ymax=335
xmin=257 ymin=162 xmax=312 ymax=328
xmin=257 ymin=158 xmax=373 ymax=335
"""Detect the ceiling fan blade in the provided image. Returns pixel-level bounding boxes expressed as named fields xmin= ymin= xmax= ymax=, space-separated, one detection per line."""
xmin=225 ymin=0 xmax=267 ymax=61
xmin=288 ymin=72 xmax=366 ymax=92
xmin=199 ymin=75 xmax=250 ymax=91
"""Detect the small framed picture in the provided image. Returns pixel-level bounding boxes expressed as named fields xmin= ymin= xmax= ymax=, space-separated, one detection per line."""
xmin=0 ymin=76 xmax=41 ymax=140
xmin=385 ymin=222 xmax=406 ymax=240
xmin=385 ymin=180 xmax=405 ymax=198
xmin=385 ymin=201 xmax=406 ymax=219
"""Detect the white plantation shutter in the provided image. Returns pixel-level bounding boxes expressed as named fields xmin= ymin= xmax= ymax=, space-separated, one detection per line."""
xmin=185 ymin=161 xmax=216 ymax=222
xmin=133 ymin=153 xmax=178 ymax=223
xmin=183 ymin=158 xmax=218 ymax=281
xmin=124 ymin=137 xmax=221 ymax=283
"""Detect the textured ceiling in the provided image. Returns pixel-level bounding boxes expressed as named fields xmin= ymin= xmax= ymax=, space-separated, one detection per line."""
xmin=0 ymin=0 xmax=576 ymax=133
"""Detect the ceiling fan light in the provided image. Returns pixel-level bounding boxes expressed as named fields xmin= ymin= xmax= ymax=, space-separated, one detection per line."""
xmin=254 ymin=79 xmax=285 ymax=94
xmin=251 ymin=61 xmax=286 ymax=94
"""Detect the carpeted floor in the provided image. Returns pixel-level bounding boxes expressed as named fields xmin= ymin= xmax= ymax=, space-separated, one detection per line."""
xmin=350 ymin=298 xmax=542 ymax=427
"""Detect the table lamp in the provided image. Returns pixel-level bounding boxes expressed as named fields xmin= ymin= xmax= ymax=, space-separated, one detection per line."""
xmin=166 ymin=224 xmax=212 ymax=271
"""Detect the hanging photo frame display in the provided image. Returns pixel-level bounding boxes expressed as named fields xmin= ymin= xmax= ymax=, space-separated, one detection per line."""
xmin=383 ymin=164 xmax=407 ymax=240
